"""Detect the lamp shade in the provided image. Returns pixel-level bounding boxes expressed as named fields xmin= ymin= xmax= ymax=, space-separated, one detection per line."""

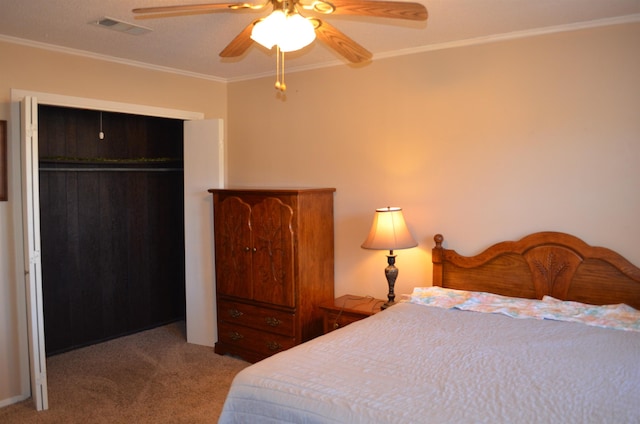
xmin=361 ymin=207 xmax=418 ymax=251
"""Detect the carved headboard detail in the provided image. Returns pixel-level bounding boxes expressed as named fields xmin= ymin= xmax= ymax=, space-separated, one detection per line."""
xmin=525 ymin=247 xmax=581 ymax=300
xmin=432 ymin=232 xmax=640 ymax=309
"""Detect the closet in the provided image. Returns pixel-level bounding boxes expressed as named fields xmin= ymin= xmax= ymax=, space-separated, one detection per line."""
xmin=38 ymin=105 xmax=186 ymax=355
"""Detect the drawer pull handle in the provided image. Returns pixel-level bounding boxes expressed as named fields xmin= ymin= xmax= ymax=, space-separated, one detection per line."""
xmin=267 ymin=341 xmax=282 ymax=351
xmin=228 ymin=308 xmax=244 ymax=318
xmin=229 ymin=331 xmax=244 ymax=341
xmin=265 ymin=317 xmax=282 ymax=327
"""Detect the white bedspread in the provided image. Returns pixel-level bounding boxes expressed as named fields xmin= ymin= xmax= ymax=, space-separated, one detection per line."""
xmin=218 ymin=302 xmax=640 ymax=423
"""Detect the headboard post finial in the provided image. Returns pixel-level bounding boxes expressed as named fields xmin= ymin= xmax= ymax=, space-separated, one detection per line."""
xmin=434 ymin=234 xmax=444 ymax=248
xmin=432 ymin=234 xmax=444 ymax=286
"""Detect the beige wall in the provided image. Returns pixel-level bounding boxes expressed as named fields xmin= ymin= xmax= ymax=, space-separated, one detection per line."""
xmin=1 ymin=21 xmax=639 ymax=407
xmin=0 ymin=40 xmax=227 ymax=405
xmin=228 ymin=22 xmax=640 ymax=299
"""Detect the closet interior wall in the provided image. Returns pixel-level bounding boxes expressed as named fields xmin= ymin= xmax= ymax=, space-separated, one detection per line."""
xmin=38 ymin=105 xmax=186 ymax=355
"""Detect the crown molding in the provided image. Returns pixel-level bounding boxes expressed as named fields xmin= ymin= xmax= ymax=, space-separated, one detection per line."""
xmin=227 ymin=14 xmax=640 ymax=82
xmin=0 ymin=34 xmax=226 ymax=83
xmin=373 ymin=13 xmax=640 ymax=62
xmin=3 ymin=14 xmax=639 ymax=84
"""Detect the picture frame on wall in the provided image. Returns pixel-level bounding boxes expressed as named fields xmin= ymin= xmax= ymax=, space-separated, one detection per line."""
xmin=1 ymin=120 xmax=6 ymax=201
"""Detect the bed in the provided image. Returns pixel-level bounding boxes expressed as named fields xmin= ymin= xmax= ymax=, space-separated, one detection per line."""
xmin=218 ymin=232 xmax=640 ymax=423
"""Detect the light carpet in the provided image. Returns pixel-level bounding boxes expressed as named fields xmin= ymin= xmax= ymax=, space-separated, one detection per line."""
xmin=0 ymin=321 xmax=249 ymax=423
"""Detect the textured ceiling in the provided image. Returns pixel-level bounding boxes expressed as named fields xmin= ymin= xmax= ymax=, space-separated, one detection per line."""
xmin=1 ymin=0 xmax=639 ymax=81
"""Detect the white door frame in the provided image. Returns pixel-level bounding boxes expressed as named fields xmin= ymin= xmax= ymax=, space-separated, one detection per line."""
xmin=20 ymin=95 xmax=47 ymax=410
xmin=10 ymin=89 xmax=223 ymax=410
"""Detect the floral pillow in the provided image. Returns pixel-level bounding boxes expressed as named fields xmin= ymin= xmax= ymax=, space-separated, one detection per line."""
xmin=407 ymin=286 xmax=640 ymax=332
xmin=541 ymin=296 xmax=640 ymax=332
xmin=408 ymin=286 xmax=472 ymax=308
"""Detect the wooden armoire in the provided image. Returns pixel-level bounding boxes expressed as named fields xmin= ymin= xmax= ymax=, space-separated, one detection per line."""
xmin=209 ymin=188 xmax=335 ymax=362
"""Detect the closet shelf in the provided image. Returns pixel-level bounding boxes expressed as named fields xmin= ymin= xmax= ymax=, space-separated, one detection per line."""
xmin=39 ymin=157 xmax=183 ymax=172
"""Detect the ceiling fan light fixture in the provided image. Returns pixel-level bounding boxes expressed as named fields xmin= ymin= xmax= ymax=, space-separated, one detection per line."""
xmin=250 ymin=10 xmax=315 ymax=52
xmin=278 ymin=14 xmax=316 ymax=52
xmin=251 ymin=10 xmax=286 ymax=49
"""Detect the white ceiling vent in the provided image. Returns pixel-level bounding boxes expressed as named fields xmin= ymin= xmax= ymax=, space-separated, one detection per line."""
xmin=92 ymin=17 xmax=152 ymax=35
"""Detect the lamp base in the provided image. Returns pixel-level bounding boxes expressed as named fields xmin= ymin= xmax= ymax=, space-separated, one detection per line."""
xmin=381 ymin=300 xmax=396 ymax=310
xmin=383 ymin=253 xmax=398 ymax=309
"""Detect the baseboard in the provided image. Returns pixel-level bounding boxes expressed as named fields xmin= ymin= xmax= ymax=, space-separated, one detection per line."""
xmin=0 ymin=393 xmax=30 ymax=408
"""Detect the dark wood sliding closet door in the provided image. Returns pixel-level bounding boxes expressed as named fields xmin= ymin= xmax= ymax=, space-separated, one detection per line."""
xmin=38 ymin=105 xmax=186 ymax=355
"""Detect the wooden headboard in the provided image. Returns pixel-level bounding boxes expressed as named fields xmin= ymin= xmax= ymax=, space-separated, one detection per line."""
xmin=432 ymin=232 xmax=640 ymax=310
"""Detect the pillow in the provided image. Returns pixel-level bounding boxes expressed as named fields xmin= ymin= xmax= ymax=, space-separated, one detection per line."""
xmin=408 ymin=286 xmax=543 ymax=319
xmin=408 ymin=286 xmax=472 ymax=308
xmin=408 ymin=286 xmax=640 ymax=332
xmin=541 ymin=296 xmax=640 ymax=332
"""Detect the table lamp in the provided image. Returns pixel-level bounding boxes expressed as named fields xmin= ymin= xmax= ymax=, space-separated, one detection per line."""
xmin=361 ymin=207 xmax=417 ymax=309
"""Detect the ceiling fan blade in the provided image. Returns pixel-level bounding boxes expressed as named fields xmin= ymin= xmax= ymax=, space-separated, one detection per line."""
xmin=314 ymin=20 xmax=372 ymax=63
xmin=219 ymin=21 xmax=256 ymax=57
xmin=323 ymin=0 xmax=428 ymax=21
xmin=132 ymin=2 xmax=261 ymax=15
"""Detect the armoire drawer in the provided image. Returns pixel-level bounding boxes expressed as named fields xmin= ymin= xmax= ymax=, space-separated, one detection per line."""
xmin=218 ymin=299 xmax=295 ymax=336
xmin=217 ymin=321 xmax=296 ymax=357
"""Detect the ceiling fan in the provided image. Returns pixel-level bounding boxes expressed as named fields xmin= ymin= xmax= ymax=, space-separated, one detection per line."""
xmin=133 ymin=0 xmax=428 ymax=91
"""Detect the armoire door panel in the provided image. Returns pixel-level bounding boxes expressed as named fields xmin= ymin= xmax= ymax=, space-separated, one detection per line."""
xmin=251 ymin=197 xmax=295 ymax=307
xmin=215 ymin=196 xmax=253 ymax=299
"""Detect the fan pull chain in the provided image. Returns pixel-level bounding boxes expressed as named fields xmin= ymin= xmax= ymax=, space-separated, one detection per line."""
xmin=275 ymin=46 xmax=280 ymax=90
xmin=275 ymin=46 xmax=286 ymax=92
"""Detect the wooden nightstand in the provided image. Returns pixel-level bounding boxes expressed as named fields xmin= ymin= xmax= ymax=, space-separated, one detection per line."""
xmin=318 ymin=295 xmax=385 ymax=334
